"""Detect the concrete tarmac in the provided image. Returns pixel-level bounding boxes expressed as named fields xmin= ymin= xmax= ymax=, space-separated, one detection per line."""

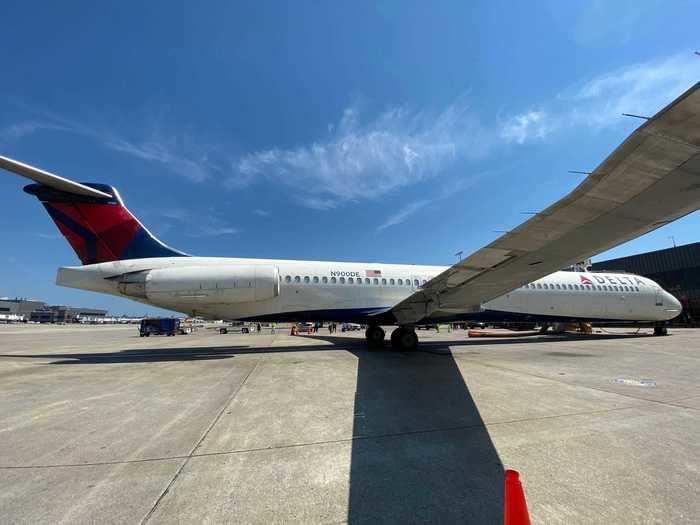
xmin=0 ymin=324 xmax=698 ymax=524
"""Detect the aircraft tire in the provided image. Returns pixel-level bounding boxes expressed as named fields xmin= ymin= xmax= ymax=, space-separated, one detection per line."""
xmin=365 ymin=325 xmax=385 ymax=347
xmin=391 ymin=327 xmax=418 ymax=351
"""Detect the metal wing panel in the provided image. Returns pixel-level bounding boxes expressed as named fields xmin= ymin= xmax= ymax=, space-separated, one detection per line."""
xmin=390 ymin=82 xmax=700 ymax=324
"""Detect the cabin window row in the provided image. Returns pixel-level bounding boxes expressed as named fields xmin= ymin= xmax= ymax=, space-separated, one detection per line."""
xmin=523 ymin=283 xmax=640 ymax=292
xmin=283 ymin=275 xmax=427 ymax=287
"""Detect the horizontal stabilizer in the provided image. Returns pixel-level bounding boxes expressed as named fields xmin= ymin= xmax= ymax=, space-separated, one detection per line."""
xmin=0 ymin=156 xmax=112 ymax=198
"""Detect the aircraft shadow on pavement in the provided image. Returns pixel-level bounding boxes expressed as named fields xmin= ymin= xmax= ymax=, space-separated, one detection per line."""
xmin=342 ymin=338 xmax=504 ymax=523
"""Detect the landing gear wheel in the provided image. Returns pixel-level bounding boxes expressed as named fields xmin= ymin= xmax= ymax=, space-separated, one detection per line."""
xmin=390 ymin=327 xmax=418 ymax=351
xmin=365 ymin=325 xmax=385 ymax=347
xmin=653 ymin=326 xmax=668 ymax=336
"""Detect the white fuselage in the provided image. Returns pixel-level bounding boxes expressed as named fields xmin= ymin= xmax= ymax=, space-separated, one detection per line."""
xmin=56 ymin=256 xmax=682 ymax=324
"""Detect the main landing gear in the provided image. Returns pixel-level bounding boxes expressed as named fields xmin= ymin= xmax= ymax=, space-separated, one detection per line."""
xmin=390 ymin=326 xmax=418 ymax=351
xmin=364 ymin=325 xmax=419 ymax=350
xmin=653 ymin=325 xmax=668 ymax=336
xmin=365 ymin=325 xmax=385 ymax=346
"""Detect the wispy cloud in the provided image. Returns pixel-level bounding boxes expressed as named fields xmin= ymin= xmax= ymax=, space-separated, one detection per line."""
xmin=231 ymin=98 xmax=492 ymax=209
xmin=567 ymin=52 xmax=700 ymax=128
xmin=376 ymin=172 xmax=485 ymax=232
xmin=1 ymin=106 xmax=229 ymax=183
xmin=377 ymin=199 xmax=431 ymax=231
xmin=500 ymin=110 xmax=551 ymax=144
xmin=253 ymin=208 xmax=270 ymax=217
xmin=500 ymin=52 xmax=700 ymax=143
xmin=33 ymin=232 xmax=61 ymax=240
xmin=154 ymin=208 xmax=239 ymax=237
xmin=4 ymin=51 xmax=698 ymax=211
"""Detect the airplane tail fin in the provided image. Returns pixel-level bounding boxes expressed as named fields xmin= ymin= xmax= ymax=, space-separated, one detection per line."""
xmin=2 ymin=156 xmax=187 ymax=265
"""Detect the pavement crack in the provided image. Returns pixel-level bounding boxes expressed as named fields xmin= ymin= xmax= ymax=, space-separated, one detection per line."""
xmin=139 ymin=358 xmax=262 ymax=525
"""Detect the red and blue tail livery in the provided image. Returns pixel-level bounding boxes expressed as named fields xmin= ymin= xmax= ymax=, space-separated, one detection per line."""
xmin=24 ymin=182 xmax=187 ymax=265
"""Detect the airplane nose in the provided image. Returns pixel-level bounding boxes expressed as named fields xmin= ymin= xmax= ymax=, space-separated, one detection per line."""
xmin=665 ymin=291 xmax=682 ymax=315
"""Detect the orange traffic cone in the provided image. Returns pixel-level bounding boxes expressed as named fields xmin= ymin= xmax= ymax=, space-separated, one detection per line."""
xmin=504 ymin=470 xmax=531 ymax=525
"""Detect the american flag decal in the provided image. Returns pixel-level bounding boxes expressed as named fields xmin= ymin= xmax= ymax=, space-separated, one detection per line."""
xmin=365 ymin=269 xmax=382 ymax=277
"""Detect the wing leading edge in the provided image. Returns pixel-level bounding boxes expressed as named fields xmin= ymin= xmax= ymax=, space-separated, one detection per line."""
xmin=390 ymin=81 xmax=700 ymax=324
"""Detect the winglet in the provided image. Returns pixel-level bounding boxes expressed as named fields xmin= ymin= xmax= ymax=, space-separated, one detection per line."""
xmin=0 ymin=155 xmax=112 ymax=198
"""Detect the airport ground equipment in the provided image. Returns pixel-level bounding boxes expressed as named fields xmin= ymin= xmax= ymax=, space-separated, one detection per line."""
xmin=139 ymin=318 xmax=181 ymax=337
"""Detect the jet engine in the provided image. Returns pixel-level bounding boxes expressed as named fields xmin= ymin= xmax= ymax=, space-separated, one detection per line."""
xmin=116 ymin=264 xmax=280 ymax=306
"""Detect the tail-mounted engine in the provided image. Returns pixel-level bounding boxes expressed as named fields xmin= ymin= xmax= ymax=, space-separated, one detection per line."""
xmin=113 ymin=265 xmax=280 ymax=307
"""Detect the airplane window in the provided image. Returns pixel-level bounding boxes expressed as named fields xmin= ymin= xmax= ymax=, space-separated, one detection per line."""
xmin=406 ymin=280 xmax=412 ymax=286
xmin=322 ymin=276 xmax=328 ymax=283
xmin=398 ymin=279 xmax=403 ymax=285
xmin=613 ymin=286 xmax=618 ymax=291
xmin=543 ymin=284 xmax=549 ymax=289
xmin=294 ymin=276 xmax=300 ymax=283
xmin=331 ymin=277 xmax=336 ymax=284
xmin=556 ymin=284 xmax=561 ymax=289
xmin=373 ymin=278 xmax=379 ymax=285
xmin=381 ymin=278 xmax=387 ymax=285
xmin=339 ymin=277 xmax=345 ymax=284
xmin=390 ymin=279 xmax=395 ymax=285
xmin=304 ymin=276 xmax=310 ymax=283
xmin=348 ymin=277 xmax=354 ymax=284
xmin=536 ymin=283 xmax=542 ymax=289
xmin=285 ymin=275 xmax=291 ymax=283
xmin=574 ymin=285 xmax=579 ymax=290
xmin=568 ymin=284 xmax=573 ymax=290
xmin=635 ymin=287 xmax=639 ymax=292
xmin=365 ymin=278 xmax=370 ymax=284
xmin=422 ymin=279 xmax=427 ymax=285
xmin=357 ymin=279 xmax=362 ymax=285
xmin=414 ymin=279 xmax=420 ymax=286
xmin=313 ymin=276 xmax=319 ymax=283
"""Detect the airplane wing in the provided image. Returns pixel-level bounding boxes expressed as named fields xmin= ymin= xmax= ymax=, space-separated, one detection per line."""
xmin=389 ymin=81 xmax=700 ymax=324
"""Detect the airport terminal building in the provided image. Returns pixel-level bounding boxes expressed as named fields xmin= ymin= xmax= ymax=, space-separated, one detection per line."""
xmin=592 ymin=241 xmax=700 ymax=325
xmin=0 ymin=298 xmax=107 ymax=323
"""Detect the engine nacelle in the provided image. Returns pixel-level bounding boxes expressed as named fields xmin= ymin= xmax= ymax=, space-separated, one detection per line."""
xmin=118 ymin=265 xmax=280 ymax=305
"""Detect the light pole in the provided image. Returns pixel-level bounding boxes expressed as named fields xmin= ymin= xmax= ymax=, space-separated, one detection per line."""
xmin=669 ymin=236 xmax=677 ymax=248
xmin=455 ymin=250 xmax=463 ymax=262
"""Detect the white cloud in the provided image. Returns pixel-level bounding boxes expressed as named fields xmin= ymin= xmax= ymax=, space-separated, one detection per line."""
xmin=156 ymin=208 xmax=239 ymax=237
xmin=377 ymin=199 xmax=431 ymax=231
xmin=500 ymin=110 xmax=550 ymax=144
xmin=6 ymin=51 xmax=697 ymax=210
xmin=2 ymin=107 xmax=228 ymax=183
xmin=567 ymin=53 xmax=700 ymax=128
xmin=253 ymin=209 xmax=270 ymax=217
xmin=231 ymin=98 xmax=491 ymax=209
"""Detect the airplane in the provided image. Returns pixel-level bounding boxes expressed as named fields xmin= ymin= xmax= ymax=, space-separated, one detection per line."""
xmin=2 ymin=82 xmax=699 ymax=350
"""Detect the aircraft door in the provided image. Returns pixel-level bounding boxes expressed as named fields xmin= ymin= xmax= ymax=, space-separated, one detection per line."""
xmin=655 ymin=288 xmax=664 ymax=307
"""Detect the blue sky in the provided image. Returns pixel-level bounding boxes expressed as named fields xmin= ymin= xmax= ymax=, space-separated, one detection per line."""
xmin=1 ymin=1 xmax=699 ymax=315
